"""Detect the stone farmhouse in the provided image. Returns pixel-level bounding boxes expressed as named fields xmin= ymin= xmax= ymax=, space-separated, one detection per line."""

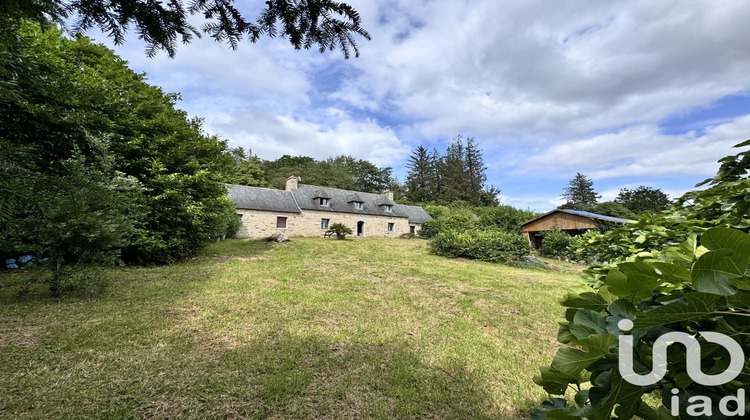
xmin=228 ymin=176 xmax=432 ymax=238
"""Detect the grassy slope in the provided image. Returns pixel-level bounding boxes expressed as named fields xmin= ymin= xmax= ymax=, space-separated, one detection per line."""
xmin=0 ymin=238 xmax=580 ymax=419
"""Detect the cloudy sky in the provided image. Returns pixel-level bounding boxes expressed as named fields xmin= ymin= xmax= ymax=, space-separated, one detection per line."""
xmin=90 ymin=0 xmax=750 ymax=211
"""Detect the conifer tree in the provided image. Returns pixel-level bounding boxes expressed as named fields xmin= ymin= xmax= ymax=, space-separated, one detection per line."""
xmin=561 ymin=173 xmax=600 ymax=211
xmin=405 ymin=146 xmax=433 ymax=203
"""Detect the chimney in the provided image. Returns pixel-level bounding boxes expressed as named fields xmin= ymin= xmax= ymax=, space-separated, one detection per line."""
xmin=286 ymin=175 xmax=300 ymax=191
xmin=383 ymin=189 xmax=394 ymax=201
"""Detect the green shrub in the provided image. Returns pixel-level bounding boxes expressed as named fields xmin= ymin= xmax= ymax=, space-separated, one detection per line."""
xmin=418 ymin=219 xmax=442 ymax=238
xmin=533 ymin=228 xmax=750 ymax=418
xmin=538 ymin=230 xmax=572 ymax=258
xmin=475 ymin=205 xmax=538 ymax=233
xmin=326 ymin=223 xmax=353 ymax=240
xmin=429 ymin=229 xmax=530 ymax=263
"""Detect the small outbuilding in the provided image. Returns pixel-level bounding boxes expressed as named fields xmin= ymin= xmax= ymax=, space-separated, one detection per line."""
xmin=520 ymin=209 xmax=630 ymax=249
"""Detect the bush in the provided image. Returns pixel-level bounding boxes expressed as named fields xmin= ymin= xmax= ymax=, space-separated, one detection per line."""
xmin=538 ymin=230 xmax=572 ymax=258
xmin=429 ymin=229 xmax=530 ymax=263
xmin=418 ymin=219 xmax=442 ymax=238
xmin=533 ymin=228 xmax=750 ymax=418
xmin=326 ymin=223 xmax=353 ymax=239
xmin=475 ymin=205 xmax=538 ymax=233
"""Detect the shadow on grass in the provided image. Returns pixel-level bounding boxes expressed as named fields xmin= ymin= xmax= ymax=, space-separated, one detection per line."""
xmin=130 ymin=332 xmax=506 ymax=419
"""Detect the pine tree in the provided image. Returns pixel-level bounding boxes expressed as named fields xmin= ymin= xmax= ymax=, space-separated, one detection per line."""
xmin=465 ymin=137 xmax=487 ymax=205
xmin=405 ymin=146 xmax=433 ymax=203
xmin=561 ymin=173 xmax=600 ymax=211
xmin=441 ymin=136 xmax=470 ymax=203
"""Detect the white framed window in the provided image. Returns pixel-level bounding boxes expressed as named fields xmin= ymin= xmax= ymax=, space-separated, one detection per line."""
xmin=276 ymin=217 xmax=287 ymax=229
xmin=319 ymin=198 xmax=331 ymax=207
xmin=383 ymin=205 xmax=393 ymax=213
xmin=387 ymin=223 xmax=395 ymax=232
xmin=353 ymin=201 xmax=364 ymax=210
xmin=321 ymin=218 xmax=330 ymax=229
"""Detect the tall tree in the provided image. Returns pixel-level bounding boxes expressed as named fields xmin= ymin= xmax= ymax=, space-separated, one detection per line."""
xmin=441 ymin=135 xmax=470 ymax=203
xmin=1 ymin=24 xmax=238 ymax=266
xmin=326 ymin=155 xmax=392 ymax=193
xmin=464 ymin=137 xmax=487 ymax=205
xmin=226 ymin=147 xmax=266 ymax=187
xmin=405 ymin=146 xmax=434 ymax=203
xmin=615 ymin=186 xmax=671 ymax=214
xmin=561 ymin=173 xmax=600 ymax=211
xmin=2 ymin=0 xmax=370 ymax=58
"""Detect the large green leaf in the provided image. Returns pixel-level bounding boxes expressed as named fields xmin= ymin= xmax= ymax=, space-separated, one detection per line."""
xmin=561 ymin=291 xmax=608 ymax=312
xmin=590 ymin=370 xmax=647 ymax=420
xmin=551 ymin=334 xmax=616 ymax=377
xmin=692 ymin=249 xmax=740 ymax=295
xmin=631 ymin=292 xmax=725 ymax=329
xmin=604 ymin=269 xmax=658 ymax=302
xmin=569 ymin=309 xmax=608 ymax=339
xmin=691 ymin=227 xmax=750 ymax=295
xmin=534 ymin=367 xmax=579 ymax=395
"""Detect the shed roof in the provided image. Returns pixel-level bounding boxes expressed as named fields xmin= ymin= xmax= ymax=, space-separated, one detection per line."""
xmin=521 ymin=208 xmax=630 ymax=228
xmin=228 ymin=185 xmax=301 ymax=213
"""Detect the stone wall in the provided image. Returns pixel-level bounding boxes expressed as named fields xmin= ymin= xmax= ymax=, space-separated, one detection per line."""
xmin=235 ymin=208 xmax=416 ymax=238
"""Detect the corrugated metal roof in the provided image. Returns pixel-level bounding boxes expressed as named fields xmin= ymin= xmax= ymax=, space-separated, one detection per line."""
xmin=561 ymin=209 xmax=630 ymax=224
xmin=520 ymin=208 xmax=630 ymax=227
xmin=228 ymin=185 xmax=301 ymax=213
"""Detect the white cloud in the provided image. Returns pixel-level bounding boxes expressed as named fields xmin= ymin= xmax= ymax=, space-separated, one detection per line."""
xmin=341 ymin=0 xmax=750 ymax=140
xmin=206 ymin=108 xmax=410 ymax=167
xmin=523 ymin=115 xmax=750 ymax=179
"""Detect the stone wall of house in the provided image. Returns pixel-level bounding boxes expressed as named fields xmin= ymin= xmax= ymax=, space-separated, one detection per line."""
xmin=234 ymin=208 xmax=414 ymax=238
xmin=235 ymin=209 xmax=304 ymax=239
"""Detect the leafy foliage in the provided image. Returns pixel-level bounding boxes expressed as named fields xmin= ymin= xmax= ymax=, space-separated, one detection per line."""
xmin=533 ymin=228 xmax=750 ymax=419
xmin=615 ymin=186 xmax=671 ymax=215
xmin=5 ymin=0 xmax=370 ymax=58
xmin=261 ymin=154 xmax=392 ymax=193
xmin=539 ymin=230 xmax=573 ymax=258
xmin=533 ymin=142 xmax=750 ymax=419
xmin=0 ymin=23 xmax=238 ymax=271
xmin=593 ymin=202 xmax=636 ymax=220
xmin=326 ymin=222 xmax=352 ymax=239
xmin=429 ymin=229 xmax=530 ymax=263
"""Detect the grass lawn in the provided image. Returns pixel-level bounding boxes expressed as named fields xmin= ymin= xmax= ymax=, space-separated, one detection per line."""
xmin=0 ymin=238 xmax=582 ymax=419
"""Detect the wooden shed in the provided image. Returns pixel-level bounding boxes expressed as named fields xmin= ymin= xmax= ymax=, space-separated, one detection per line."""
xmin=520 ymin=209 xmax=629 ymax=249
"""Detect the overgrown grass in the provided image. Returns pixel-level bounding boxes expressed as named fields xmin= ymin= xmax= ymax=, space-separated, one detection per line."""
xmin=0 ymin=238 xmax=580 ymax=419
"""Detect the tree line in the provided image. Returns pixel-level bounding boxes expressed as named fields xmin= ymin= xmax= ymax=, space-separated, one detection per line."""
xmin=227 ymin=150 xmax=393 ymax=193
xmin=560 ymin=172 xmax=672 ymax=219
xmin=403 ymin=135 xmax=500 ymax=206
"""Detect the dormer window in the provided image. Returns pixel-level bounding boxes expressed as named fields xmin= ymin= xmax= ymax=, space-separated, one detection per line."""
xmin=353 ymin=201 xmax=364 ymax=210
xmin=319 ymin=197 xmax=331 ymax=207
xmin=383 ymin=205 xmax=393 ymax=213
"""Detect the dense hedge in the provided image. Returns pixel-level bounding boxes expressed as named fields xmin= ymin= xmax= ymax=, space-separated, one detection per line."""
xmin=539 ymin=230 xmax=572 ymax=258
xmin=429 ymin=229 xmax=530 ymax=263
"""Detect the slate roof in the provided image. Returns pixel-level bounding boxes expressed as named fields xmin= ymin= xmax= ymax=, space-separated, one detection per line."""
xmin=227 ymin=183 xmax=433 ymax=224
xmin=397 ymin=205 xmax=433 ymax=224
xmin=520 ymin=208 xmax=630 ymax=228
xmin=292 ymin=184 xmax=405 ymax=217
xmin=228 ymin=185 xmax=301 ymax=213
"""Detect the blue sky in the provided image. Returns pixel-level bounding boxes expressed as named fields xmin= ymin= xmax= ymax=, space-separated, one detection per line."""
xmin=89 ymin=0 xmax=750 ymax=211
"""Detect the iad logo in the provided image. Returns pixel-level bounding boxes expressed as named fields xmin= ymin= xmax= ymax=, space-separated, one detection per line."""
xmin=617 ymin=319 xmax=747 ymax=417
